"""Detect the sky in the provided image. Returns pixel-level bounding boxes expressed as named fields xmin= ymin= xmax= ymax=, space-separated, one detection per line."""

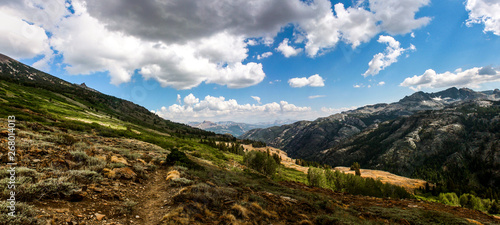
xmin=1 ymin=0 xmax=500 ymax=124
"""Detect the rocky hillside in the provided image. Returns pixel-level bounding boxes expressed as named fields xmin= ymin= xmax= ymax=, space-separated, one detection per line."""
xmin=241 ymin=87 xmax=500 ymax=160
xmin=320 ymin=100 xmax=500 ymax=194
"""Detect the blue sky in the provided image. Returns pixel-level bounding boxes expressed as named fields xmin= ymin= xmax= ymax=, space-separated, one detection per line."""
xmin=1 ymin=0 xmax=500 ymax=123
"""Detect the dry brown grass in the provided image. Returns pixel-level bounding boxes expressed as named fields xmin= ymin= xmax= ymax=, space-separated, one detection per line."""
xmin=297 ymin=220 xmax=314 ymax=225
xmin=231 ymin=204 xmax=250 ymax=219
xmin=161 ymin=206 xmax=190 ymax=225
xmin=248 ymin=202 xmax=273 ymax=218
xmin=219 ymin=212 xmax=239 ymax=225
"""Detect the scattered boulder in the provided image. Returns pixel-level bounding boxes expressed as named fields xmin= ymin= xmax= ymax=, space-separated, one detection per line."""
xmin=96 ymin=155 xmax=107 ymax=162
xmin=113 ymin=167 xmax=136 ymax=180
xmin=102 ymin=168 xmax=116 ymax=179
xmin=166 ymin=170 xmax=180 ymax=181
xmin=95 ymin=213 xmax=105 ymax=221
xmin=111 ymin=156 xmax=129 ymax=166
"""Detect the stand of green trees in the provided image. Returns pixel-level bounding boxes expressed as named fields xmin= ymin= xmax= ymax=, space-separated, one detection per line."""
xmin=243 ymin=149 xmax=281 ymax=177
xmin=307 ymin=167 xmax=411 ymax=199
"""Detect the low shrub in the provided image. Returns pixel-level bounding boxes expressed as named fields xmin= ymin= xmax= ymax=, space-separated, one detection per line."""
xmin=439 ymin=193 xmax=460 ymax=206
xmin=23 ymin=178 xmax=79 ymax=201
xmin=132 ymin=163 xmax=148 ymax=179
xmin=69 ymin=151 xmax=106 ymax=171
xmin=165 ymin=148 xmax=202 ymax=170
xmin=0 ymin=167 xmax=40 ymax=183
xmin=52 ymin=134 xmax=79 ymax=146
xmin=0 ymin=201 xmax=44 ymax=224
xmin=172 ymin=183 xmax=237 ymax=209
xmin=170 ymin=178 xmax=194 ymax=187
xmin=65 ymin=170 xmax=103 ymax=184
xmin=120 ymin=200 xmax=138 ymax=215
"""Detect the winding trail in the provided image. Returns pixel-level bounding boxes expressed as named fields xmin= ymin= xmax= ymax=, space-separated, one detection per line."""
xmin=134 ymin=169 xmax=177 ymax=225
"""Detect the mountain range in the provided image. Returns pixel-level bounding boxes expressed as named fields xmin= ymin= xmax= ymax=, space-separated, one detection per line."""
xmin=241 ymin=87 xmax=500 ymax=158
xmin=241 ymin=87 xmax=500 ymax=195
xmin=188 ymin=119 xmax=296 ymax=137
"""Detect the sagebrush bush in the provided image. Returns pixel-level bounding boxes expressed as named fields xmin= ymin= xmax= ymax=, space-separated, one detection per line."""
xmin=173 ymin=183 xmax=237 ymax=209
xmin=132 ymin=163 xmax=148 ymax=179
xmin=52 ymin=134 xmax=78 ymax=145
xmin=170 ymin=178 xmax=194 ymax=187
xmin=70 ymin=150 xmax=89 ymax=163
xmin=23 ymin=178 xmax=79 ymax=201
xmin=69 ymin=151 xmax=106 ymax=171
xmin=65 ymin=170 xmax=103 ymax=184
xmin=0 ymin=201 xmax=44 ymax=224
xmin=0 ymin=167 xmax=40 ymax=183
xmin=120 ymin=200 xmax=138 ymax=214
xmin=73 ymin=141 xmax=89 ymax=151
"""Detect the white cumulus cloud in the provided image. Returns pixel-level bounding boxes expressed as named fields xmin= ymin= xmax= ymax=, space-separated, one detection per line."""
xmin=466 ymin=0 xmax=500 ymax=35
xmin=257 ymin=52 xmax=273 ymax=60
xmin=298 ymin=0 xmax=429 ymax=57
xmin=0 ymin=0 xmax=432 ymax=88
xmin=288 ymin=74 xmax=325 ymax=88
xmin=251 ymin=96 xmax=261 ymax=104
xmin=276 ymin=38 xmax=303 ymax=57
xmin=363 ymin=35 xmax=416 ymax=77
xmin=153 ymin=94 xmax=312 ymax=123
xmin=399 ymin=66 xmax=500 ymax=90
xmin=369 ymin=0 xmax=431 ymax=35
xmin=0 ymin=11 xmax=52 ymax=67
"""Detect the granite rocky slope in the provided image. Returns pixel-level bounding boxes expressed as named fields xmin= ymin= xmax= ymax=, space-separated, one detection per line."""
xmin=241 ymin=87 xmax=500 ymax=160
xmin=316 ymin=100 xmax=500 ymax=195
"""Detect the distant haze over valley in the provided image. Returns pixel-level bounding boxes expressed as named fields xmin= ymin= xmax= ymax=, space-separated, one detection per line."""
xmin=188 ymin=119 xmax=296 ymax=137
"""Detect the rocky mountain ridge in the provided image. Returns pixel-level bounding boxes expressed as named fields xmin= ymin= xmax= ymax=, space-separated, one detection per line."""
xmin=188 ymin=119 xmax=296 ymax=137
xmin=241 ymin=87 xmax=500 ymax=160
